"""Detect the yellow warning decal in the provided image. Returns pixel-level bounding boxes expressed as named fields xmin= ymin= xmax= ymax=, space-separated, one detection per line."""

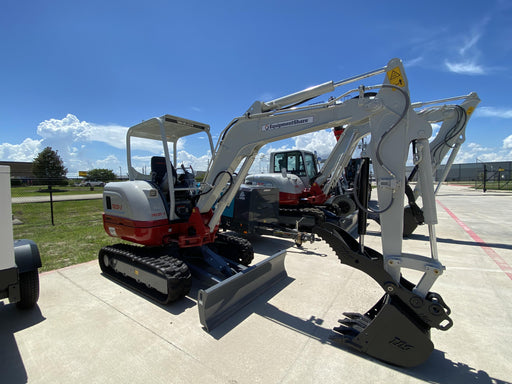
xmin=387 ymin=67 xmax=405 ymax=87
xmin=466 ymin=106 xmax=475 ymax=116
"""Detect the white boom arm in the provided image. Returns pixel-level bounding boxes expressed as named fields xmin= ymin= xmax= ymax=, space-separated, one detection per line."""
xmin=195 ymin=58 xmax=447 ymax=295
xmin=313 ymin=92 xmax=480 ymax=198
xmin=316 ymin=122 xmax=371 ymax=195
xmin=197 ymin=58 xmax=424 ymax=230
xmin=413 ymin=92 xmax=480 ymax=195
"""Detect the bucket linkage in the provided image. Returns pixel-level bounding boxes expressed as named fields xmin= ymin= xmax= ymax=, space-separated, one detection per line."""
xmin=313 ymin=223 xmax=452 ymax=368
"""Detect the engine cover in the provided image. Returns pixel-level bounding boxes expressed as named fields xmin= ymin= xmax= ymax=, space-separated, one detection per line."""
xmin=245 ymin=173 xmax=305 ymax=205
xmin=102 ymin=181 xmax=170 ymax=245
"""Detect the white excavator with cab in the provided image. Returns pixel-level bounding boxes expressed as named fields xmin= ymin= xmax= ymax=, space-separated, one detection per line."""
xmin=100 ymin=58 xmax=457 ymax=367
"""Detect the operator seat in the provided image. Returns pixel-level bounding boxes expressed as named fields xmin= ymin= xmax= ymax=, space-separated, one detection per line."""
xmin=150 ymin=156 xmax=177 ymax=192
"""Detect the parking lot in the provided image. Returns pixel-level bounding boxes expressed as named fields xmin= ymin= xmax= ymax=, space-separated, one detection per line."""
xmin=1 ymin=184 xmax=511 ymax=383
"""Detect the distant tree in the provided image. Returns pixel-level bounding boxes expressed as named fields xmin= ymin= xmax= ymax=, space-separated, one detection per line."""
xmin=86 ymin=168 xmax=116 ymax=182
xmin=32 ymin=147 xmax=68 ymax=186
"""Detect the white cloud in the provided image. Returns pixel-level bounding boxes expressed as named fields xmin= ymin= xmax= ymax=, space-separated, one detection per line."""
xmin=292 ymin=130 xmax=337 ymax=160
xmin=442 ymin=18 xmax=492 ymax=76
xmin=429 ymin=123 xmax=441 ymax=142
xmin=405 ymin=56 xmax=423 ymax=67
xmin=1 ymin=114 xmax=131 ymax=176
xmin=453 ymin=141 xmax=512 ymax=163
xmin=93 ymin=154 xmax=122 ymax=170
xmin=459 ymin=32 xmax=482 ymax=56
xmin=476 ymin=107 xmax=512 ymax=119
xmin=503 ymin=135 xmax=512 ymax=149
xmin=444 ymin=60 xmax=484 ymax=75
xmin=37 ymin=114 xmax=127 ymax=149
xmin=0 ymin=138 xmax=43 ymax=162
xmin=37 ymin=114 xmax=89 ymax=139
xmin=176 ymin=150 xmax=211 ymax=170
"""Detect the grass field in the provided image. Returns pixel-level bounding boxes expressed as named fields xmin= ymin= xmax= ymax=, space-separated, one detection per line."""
xmin=12 ymin=199 xmax=118 ymax=272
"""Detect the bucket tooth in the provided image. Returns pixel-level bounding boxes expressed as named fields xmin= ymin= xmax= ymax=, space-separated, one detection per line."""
xmin=337 ymin=314 xmax=371 ymax=330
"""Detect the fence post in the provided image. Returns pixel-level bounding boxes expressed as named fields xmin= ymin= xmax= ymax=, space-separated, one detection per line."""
xmin=49 ymin=185 xmax=55 ymax=225
xmin=483 ymin=164 xmax=487 ymax=193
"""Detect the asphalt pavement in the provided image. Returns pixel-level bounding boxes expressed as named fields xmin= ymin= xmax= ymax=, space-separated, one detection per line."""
xmin=1 ymin=184 xmax=511 ymax=383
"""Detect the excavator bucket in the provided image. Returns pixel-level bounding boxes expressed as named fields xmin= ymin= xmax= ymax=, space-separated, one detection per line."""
xmin=333 ymin=295 xmax=434 ymax=367
xmin=198 ymin=249 xmax=287 ymax=331
xmin=313 ymin=223 xmax=452 ymax=367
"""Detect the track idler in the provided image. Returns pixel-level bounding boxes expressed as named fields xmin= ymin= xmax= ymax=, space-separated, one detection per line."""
xmin=313 ymin=223 xmax=452 ymax=368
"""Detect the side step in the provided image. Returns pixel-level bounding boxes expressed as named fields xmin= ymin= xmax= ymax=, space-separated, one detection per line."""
xmin=198 ymin=250 xmax=287 ymax=331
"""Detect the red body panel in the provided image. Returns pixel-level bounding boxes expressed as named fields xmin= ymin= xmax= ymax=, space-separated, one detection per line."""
xmin=278 ymin=191 xmax=301 ymax=205
xmin=278 ymin=182 xmax=328 ymax=206
xmin=103 ymin=208 xmax=217 ymax=247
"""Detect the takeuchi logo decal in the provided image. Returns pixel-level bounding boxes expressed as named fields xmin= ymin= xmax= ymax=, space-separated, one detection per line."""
xmin=261 ymin=117 xmax=314 ymax=132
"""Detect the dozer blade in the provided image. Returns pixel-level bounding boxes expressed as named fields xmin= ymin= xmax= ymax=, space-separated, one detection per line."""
xmin=313 ymin=223 xmax=452 ymax=368
xmin=198 ymin=249 xmax=287 ymax=331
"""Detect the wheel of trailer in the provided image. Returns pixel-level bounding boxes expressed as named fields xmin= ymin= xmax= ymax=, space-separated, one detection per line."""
xmin=213 ymin=233 xmax=254 ymax=266
xmin=331 ymin=195 xmax=356 ymax=216
xmin=16 ymin=270 xmax=40 ymax=309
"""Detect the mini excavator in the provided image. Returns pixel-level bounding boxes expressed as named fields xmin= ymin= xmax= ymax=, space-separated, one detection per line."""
xmin=100 ymin=58 xmax=459 ymax=367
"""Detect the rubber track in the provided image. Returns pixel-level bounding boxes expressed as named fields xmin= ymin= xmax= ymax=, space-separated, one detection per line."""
xmin=99 ymin=243 xmax=192 ymax=304
xmin=279 ymin=207 xmax=325 ymax=226
xmin=214 ymin=232 xmax=254 ymax=266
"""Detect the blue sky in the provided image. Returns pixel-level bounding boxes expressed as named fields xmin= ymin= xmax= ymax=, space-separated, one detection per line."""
xmin=1 ymin=0 xmax=511 ymax=177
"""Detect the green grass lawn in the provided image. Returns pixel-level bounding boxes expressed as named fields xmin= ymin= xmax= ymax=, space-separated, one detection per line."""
xmin=12 ymin=199 xmax=119 ymax=272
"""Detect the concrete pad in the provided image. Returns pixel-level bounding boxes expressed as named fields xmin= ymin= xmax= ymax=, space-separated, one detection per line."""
xmin=1 ymin=184 xmax=512 ymax=383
